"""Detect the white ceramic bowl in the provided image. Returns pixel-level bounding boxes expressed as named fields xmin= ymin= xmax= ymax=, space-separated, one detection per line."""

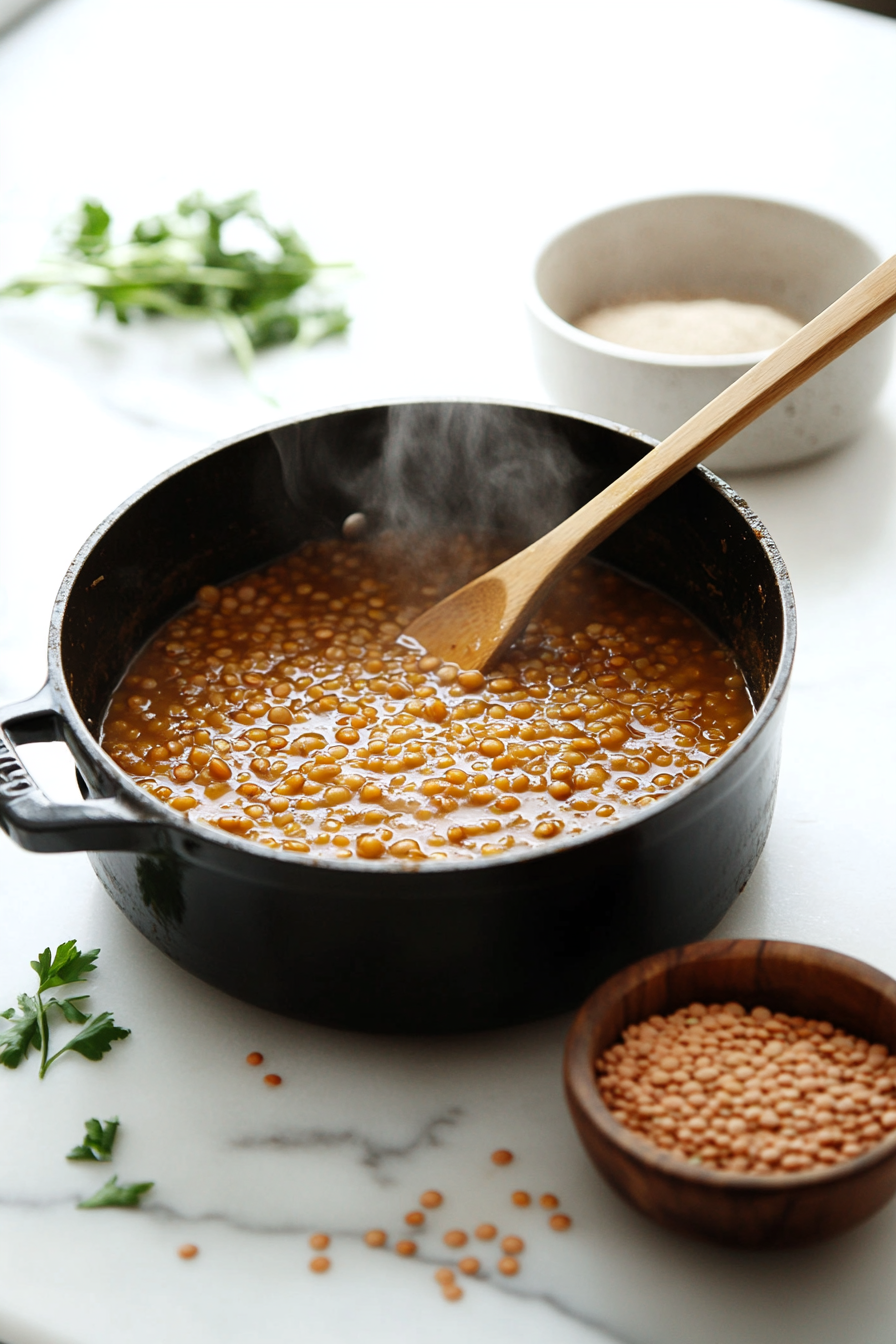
xmin=527 ymin=194 xmax=893 ymax=472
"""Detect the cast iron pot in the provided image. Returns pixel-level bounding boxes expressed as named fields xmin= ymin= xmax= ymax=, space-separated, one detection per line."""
xmin=0 ymin=401 xmax=795 ymax=1032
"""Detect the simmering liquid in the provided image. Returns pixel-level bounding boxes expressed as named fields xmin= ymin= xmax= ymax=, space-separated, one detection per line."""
xmin=101 ymin=534 xmax=753 ymax=861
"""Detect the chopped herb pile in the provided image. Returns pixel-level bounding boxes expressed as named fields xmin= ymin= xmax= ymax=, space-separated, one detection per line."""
xmin=0 ymin=192 xmax=351 ymax=373
xmin=78 ymin=1174 xmax=154 ymax=1209
xmin=68 ymin=1116 xmax=120 ymax=1162
xmin=0 ymin=941 xmax=129 ymax=1078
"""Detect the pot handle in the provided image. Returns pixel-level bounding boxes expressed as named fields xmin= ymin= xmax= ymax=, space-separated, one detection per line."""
xmin=0 ymin=684 xmax=158 ymax=854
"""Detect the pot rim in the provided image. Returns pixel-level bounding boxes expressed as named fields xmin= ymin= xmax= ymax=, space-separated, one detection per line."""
xmin=46 ymin=396 xmax=797 ymax=876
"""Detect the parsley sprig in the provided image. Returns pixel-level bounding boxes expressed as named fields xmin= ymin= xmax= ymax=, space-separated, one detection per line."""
xmin=1 ymin=192 xmax=351 ymax=374
xmin=0 ymin=941 xmax=130 ymax=1078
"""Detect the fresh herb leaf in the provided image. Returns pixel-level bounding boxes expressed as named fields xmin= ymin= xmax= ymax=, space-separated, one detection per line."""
xmin=45 ymin=995 xmax=90 ymax=1024
xmin=0 ymin=995 xmax=39 ymax=1068
xmin=68 ymin=1116 xmax=120 ymax=1162
xmin=32 ymin=941 xmax=100 ymax=992
xmin=78 ymin=1175 xmax=153 ymax=1209
xmin=1 ymin=192 xmax=351 ymax=375
xmin=45 ymin=1012 xmax=130 ymax=1071
xmin=70 ymin=200 xmax=111 ymax=256
xmin=1 ymin=942 xmax=129 ymax=1077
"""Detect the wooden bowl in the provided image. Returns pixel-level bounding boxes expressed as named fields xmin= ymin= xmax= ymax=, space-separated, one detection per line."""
xmin=564 ymin=939 xmax=896 ymax=1248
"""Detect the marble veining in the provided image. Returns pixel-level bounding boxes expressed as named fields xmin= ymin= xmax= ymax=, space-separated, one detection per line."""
xmin=231 ymin=1107 xmax=464 ymax=1180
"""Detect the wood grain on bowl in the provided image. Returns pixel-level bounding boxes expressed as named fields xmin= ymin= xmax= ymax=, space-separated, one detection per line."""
xmin=564 ymin=939 xmax=896 ymax=1248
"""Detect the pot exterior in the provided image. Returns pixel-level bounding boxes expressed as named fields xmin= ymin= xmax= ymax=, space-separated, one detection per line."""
xmin=82 ymin=696 xmax=784 ymax=1032
xmin=2 ymin=401 xmax=795 ymax=1033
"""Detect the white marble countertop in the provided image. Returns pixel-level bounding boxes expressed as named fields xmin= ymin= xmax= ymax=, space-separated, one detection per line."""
xmin=1 ymin=1 xmax=895 ymax=1340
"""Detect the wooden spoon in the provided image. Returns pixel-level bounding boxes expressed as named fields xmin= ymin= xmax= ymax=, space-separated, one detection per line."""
xmin=404 ymin=253 xmax=896 ymax=670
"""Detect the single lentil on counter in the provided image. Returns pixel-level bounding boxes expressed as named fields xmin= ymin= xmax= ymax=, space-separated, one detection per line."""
xmin=101 ymin=534 xmax=753 ymax=861
xmin=597 ymin=1002 xmax=896 ymax=1173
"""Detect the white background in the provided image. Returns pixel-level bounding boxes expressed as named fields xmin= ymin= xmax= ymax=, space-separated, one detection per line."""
xmin=0 ymin=1 xmax=895 ymax=1341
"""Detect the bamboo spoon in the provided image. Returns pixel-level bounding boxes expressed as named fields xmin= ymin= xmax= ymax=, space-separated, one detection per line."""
xmin=404 ymin=253 xmax=896 ymax=670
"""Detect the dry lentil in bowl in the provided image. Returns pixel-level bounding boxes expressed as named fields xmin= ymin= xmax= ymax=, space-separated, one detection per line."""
xmin=100 ymin=533 xmax=753 ymax=861
xmin=597 ymin=1003 xmax=896 ymax=1174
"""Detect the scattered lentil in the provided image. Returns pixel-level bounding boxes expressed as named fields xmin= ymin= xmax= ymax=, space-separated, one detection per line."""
xmin=511 ymin=1190 xmax=531 ymax=1206
xmin=434 ymin=1268 xmax=456 ymax=1286
xmin=498 ymin=1256 xmax=520 ymax=1276
xmin=245 ymin=1051 xmax=263 ymax=1066
xmin=309 ymin=1256 xmax=331 ymax=1273
xmin=491 ymin=1149 xmax=514 ymax=1166
xmin=501 ymin=1235 xmax=525 ymax=1254
xmin=364 ymin=1229 xmax=387 ymax=1248
xmin=405 ymin=1210 xmax=425 ymax=1226
xmin=177 ymin=1244 xmax=199 ymax=1259
xmin=539 ymin=1193 xmax=560 ymax=1209
xmin=443 ymin=1284 xmax=464 ymax=1301
xmin=596 ymin=1002 xmax=896 ymax=1174
xmin=102 ymin=535 xmax=752 ymax=861
xmin=263 ymin=1073 xmax=282 ymax=1087
xmin=549 ymin=1214 xmax=572 ymax=1231
xmin=458 ymin=1256 xmax=480 ymax=1275
xmin=443 ymin=1229 xmax=468 ymax=1248
xmin=474 ymin=1223 xmax=498 ymax=1240
xmin=309 ymin=1233 xmax=330 ymax=1250
xmin=420 ymin=1189 xmax=443 ymax=1208
xmin=395 ymin=1240 xmax=418 ymax=1257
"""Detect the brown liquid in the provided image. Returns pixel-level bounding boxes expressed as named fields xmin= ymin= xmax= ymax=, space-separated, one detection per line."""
xmin=101 ymin=534 xmax=753 ymax=861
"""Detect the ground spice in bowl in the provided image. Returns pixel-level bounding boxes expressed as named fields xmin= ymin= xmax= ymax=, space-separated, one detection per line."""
xmin=597 ymin=1001 xmax=896 ymax=1173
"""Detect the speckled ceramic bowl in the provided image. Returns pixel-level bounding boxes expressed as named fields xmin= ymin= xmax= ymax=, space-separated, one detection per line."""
xmin=527 ymin=194 xmax=893 ymax=472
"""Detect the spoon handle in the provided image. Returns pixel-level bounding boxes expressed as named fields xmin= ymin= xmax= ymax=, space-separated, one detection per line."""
xmin=526 ymin=251 xmax=896 ymax=582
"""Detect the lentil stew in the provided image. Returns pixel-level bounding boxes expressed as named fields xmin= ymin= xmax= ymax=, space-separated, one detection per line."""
xmin=100 ymin=533 xmax=753 ymax=861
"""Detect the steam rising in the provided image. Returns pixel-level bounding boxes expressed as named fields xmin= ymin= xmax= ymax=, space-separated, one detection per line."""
xmin=273 ymin=402 xmax=587 ymax=546
xmin=372 ymin=403 xmax=585 ymax=540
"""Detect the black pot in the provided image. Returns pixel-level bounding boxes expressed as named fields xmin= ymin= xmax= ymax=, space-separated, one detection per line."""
xmin=0 ymin=401 xmax=795 ymax=1032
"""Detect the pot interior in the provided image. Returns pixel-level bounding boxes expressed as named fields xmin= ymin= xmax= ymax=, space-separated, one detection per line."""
xmin=57 ymin=403 xmax=789 ymax=735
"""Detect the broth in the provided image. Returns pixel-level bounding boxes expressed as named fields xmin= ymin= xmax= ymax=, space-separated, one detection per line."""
xmin=101 ymin=534 xmax=753 ymax=861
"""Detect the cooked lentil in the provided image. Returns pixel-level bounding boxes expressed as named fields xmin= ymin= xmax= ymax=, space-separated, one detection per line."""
xmin=101 ymin=534 xmax=752 ymax=862
xmin=596 ymin=1002 xmax=896 ymax=1173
